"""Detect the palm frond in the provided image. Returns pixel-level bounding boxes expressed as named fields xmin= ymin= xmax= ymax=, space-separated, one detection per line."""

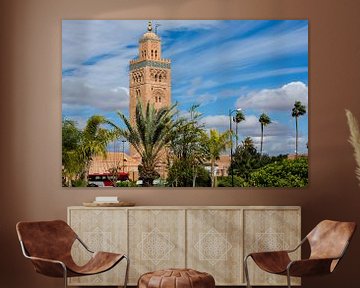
xmin=346 ymin=109 xmax=360 ymax=186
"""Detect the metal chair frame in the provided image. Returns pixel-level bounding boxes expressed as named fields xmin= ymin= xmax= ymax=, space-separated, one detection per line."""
xmin=19 ymin=233 xmax=129 ymax=288
xmin=244 ymin=237 xmax=350 ymax=288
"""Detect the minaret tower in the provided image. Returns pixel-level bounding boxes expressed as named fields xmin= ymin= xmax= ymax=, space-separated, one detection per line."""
xmin=129 ymin=21 xmax=171 ymax=157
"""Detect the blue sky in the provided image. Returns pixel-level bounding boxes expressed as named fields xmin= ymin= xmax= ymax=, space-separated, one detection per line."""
xmin=62 ymin=20 xmax=308 ymax=155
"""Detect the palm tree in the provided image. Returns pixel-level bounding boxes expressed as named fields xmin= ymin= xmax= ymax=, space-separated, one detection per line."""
xmin=258 ymin=113 xmax=271 ymax=154
xmin=108 ymin=101 xmax=178 ymax=186
xmin=78 ymin=115 xmax=115 ymax=182
xmin=292 ymin=101 xmax=307 ymax=157
xmin=202 ymin=129 xmax=231 ymax=187
xmin=62 ymin=119 xmax=82 ymax=186
xmin=233 ymin=110 xmax=245 ymax=148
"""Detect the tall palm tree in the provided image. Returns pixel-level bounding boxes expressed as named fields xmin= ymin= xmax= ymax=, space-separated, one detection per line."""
xmin=78 ymin=115 xmax=115 ymax=182
xmin=201 ymin=129 xmax=231 ymax=187
xmin=258 ymin=113 xmax=271 ymax=154
xmin=108 ymin=101 xmax=178 ymax=186
xmin=292 ymin=101 xmax=307 ymax=157
xmin=233 ymin=110 xmax=245 ymax=148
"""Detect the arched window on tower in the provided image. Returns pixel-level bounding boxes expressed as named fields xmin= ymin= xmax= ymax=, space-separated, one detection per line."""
xmin=151 ymin=50 xmax=153 ymax=58
xmin=159 ymin=75 xmax=162 ymax=82
xmin=155 ymin=96 xmax=158 ymax=103
xmin=155 ymin=74 xmax=158 ymax=82
xmin=159 ymin=96 xmax=161 ymax=103
xmin=155 ymin=50 xmax=157 ymax=59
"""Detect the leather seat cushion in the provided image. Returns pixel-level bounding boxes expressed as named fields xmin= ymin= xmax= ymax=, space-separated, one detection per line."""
xmin=138 ymin=268 xmax=215 ymax=288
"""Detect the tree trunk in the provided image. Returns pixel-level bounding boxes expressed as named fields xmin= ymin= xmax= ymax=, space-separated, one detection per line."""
xmin=210 ymin=160 xmax=215 ymax=187
xmin=235 ymin=122 xmax=238 ymax=148
xmin=192 ymin=165 xmax=197 ymax=187
xmin=81 ymin=160 xmax=92 ymax=184
xmin=295 ymin=116 xmax=298 ymax=157
xmin=260 ymin=124 xmax=264 ymax=154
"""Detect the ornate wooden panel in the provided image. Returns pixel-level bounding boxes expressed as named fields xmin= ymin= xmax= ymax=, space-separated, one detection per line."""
xmin=128 ymin=209 xmax=186 ymax=284
xmin=243 ymin=208 xmax=301 ymax=286
xmin=187 ymin=209 xmax=243 ymax=285
xmin=67 ymin=208 xmax=127 ymax=286
xmin=67 ymin=206 xmax=300 ymax=286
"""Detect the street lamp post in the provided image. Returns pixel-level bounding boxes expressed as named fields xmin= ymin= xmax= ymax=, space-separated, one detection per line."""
xmin=229 ymin=108 xmax=242 ymax=187
xmin=122 ymin=140 xmax=126 ymax=172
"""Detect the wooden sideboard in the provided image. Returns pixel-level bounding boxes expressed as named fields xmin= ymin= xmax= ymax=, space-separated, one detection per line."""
xmin=67 ymin=206 xmax=301 ymax=286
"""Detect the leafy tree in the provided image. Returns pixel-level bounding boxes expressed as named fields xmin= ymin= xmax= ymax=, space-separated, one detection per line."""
xmin=62 ymin=117 xmax=114 ymax=186
xmin=201 ymin=129 xmax=231 ymax=187
xmin=167 ymin=160 xmax=210 ymax=187
xmin=167 ymin=105 xmax=207 ymax=187
xmin=62 ymin=119 xmax=82 ymax=186
xmin=292 ymin=101 xmax=307 ymax=157
xmin=78 ymin=115 xmax=115 ymax=182
xmin=108 ymin=101 xmax=179 ymax=186
xmin=230 ymin=137 xmax=287 ymax=181
xmin=249 ymin=157 xmax=308 ymax=187
xmin=167 ymin=159 xmax=193 ymax=187
xmin=233 ymin=110 xmax=245 ymax=148
xmin=230 ymin=137 xmax=261 ymax=181
xmin=258 ymin=113 xmax=271 ymax=154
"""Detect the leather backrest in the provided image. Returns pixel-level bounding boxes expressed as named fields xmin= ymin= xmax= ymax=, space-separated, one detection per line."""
xmin=307 ymin=220 xmax=356 ymax=260
xmin=16 ymin=220 xmax=77 ymax=261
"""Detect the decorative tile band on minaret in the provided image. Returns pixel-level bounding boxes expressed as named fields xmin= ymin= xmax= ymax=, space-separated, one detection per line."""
xmin=128 ymin=21 xmax=172 ymax=158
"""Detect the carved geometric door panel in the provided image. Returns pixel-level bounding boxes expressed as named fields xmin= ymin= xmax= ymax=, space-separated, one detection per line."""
xmin=128 ymin=209 xmax=186 ymax=284
xmin=187 ymin=209 xmax=243 ymax=285
xmin=243 ymin=209 xmax=301 ymax=286
xmin=67 ymin=208 xmax=128 ymax=286
xmin=68 ymin=206 xmax=300 ymax=286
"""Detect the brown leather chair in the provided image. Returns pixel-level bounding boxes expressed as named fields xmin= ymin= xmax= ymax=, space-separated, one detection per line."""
xmin=16 ymin=220 xmax=129 ymax=288
xmin=244 ymin=220 xmax=356 ymax=288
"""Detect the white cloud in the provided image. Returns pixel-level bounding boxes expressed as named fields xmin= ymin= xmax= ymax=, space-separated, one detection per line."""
xmin=201 ymin=114 xmax=289 ymax=134
xmin=201 ymin=114 xmax=300 ymax=155
xmin=61 ymin=20 xmax=308 ymax=156
xmin=237 ymin=81 xmax=308 ymax=112
xmin=62 ymin=78 xmax=129 ymax=112
xmin=170 ymin=22 xmax=307 ymax=82
xmin=202 ymin=115 xmax=229 ymax=130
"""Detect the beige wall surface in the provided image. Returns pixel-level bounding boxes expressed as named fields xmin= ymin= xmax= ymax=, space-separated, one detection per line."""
xmin=1 ymin=0 xmax=360 ymax=287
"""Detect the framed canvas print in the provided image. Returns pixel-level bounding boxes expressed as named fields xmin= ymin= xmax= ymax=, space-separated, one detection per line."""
xmin=62 ymin=20 xmax=308 ymax=188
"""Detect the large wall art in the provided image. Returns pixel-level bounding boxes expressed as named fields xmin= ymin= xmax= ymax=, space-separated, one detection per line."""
xmin=62 ymin=20 xmax=308 ymax=188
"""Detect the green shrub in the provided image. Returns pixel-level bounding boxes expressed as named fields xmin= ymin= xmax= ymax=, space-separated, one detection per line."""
xmin=249 ymin=157 xmax=308 ymax=187
xmin=72 ymin=179 xmax=87 ymax=187
xmin=217 ymin=176 xmax=248 ymax=187
xmin=116 ymin=180 xmax=137 ymax=187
